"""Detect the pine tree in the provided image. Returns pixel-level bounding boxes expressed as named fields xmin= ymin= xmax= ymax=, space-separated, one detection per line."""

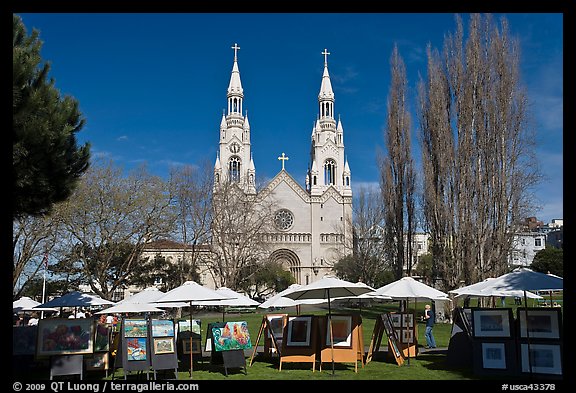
xmin=13 ymin=14 xmax=90 ymax=219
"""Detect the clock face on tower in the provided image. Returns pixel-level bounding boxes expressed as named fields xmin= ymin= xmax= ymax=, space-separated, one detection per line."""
xmin=229 ymin=142 xmax=241 ymax=154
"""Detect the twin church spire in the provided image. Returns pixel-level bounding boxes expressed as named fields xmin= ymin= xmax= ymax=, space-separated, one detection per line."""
xmin=214 ymin=45 xmax=351 ymax=196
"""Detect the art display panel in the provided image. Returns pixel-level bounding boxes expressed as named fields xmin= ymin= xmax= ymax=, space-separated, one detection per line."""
xmin=126 ymin=337 xmax=147 ymax=361
xmin=390 ymin=313 xmax=401 ymax=328
xmin=212 ymin=321 xmax=252 ymax=351
xmin=326 ymin=315 xmax=352 ymax=348
xmin=518 ymin=309 xmax=561 ymax=339
xmin=13 ymin=326 xmax=37 ymax=356
xmin=37 ymin=318 xmax=94 ymax=356
xmin=182 ymin=338 xmax=202 ymax=354
xmin=520 ymin=343 xmax=562 ymax=375
xmin=472 ymin=309 xmax=512 ymax=338
xmin=124 ymin=319 xmax=148 ymax=338
xmin=151 ymin=319 xmax=175 ymax=338
xmin=286 ymin=316 xmax=312 ymax=347
xmin=481 ymin=342 xmax=507 ymax=369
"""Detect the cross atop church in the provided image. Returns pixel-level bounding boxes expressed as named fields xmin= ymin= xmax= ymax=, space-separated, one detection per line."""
xmin=231 ymin=43 xmax=241 ymax=61
xmin=322 ymin=48 xmax=330 ymax=66
xmin=278 ymin=152 xmax=289 ymax=171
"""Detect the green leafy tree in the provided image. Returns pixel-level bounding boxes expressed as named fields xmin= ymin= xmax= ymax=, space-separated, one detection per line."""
xmin=13 ymin=14 xmax=90 ymax=219
xmin=531 ymin=247 xmax=563 ymax=277
xmin=238 ymin=261 xmax=295 ymax=300
xmin=334 ymin=255 xmax=394 ymax=289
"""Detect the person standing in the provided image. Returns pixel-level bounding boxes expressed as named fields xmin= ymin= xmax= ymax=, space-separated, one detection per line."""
xmin=424 ymin=304 xmax=436 ymax=349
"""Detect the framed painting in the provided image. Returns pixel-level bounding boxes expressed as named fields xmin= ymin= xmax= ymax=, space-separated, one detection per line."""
xmin=182 ymin=338 xmax=202 ymax=354
xmin=286 ymin=316 xmax=312 ymax=347
xmin=463 ymin=308 xmax=473 ymax=331
xmin=212 ymin=321 xmax=252 ymax=351
xmin=472 ymin=309 xmax=512 ymax=338
xmin=126 ymin=337 xmax=147 ymax=361
xmin=178 ymin=319 xmax=201 ymax=335
xmin=124 ymin=319 xmax=148 ymax=338
xmin=390 ymin=313 xmax=402 ymax=328
xmin=37 ymin=318 xmax=94 ymax=356
xmin=266 ymin=314 xmax=286 ymax=339
xmin=518 ymin=309 xmax=561 ymax=339
xmin=151 ymin=319 xmax=175 ymax=338
xmin=520 ymin=343 xmax=562 ymax=375
xmin=13 ymin=326 xmax=37 ymax=356
xmin=153 ymin=337 xmax=175 ymax=354
xmin=401 ymin=329 xmax=414 ymax=344
xmin=85 ymin=352 xmax=109 ymax=371
xmin=94 ymin=323 xmax=111 ymax=352
xmin=326 ymin=315 xmax=352 ymax=348
xmin=481 ymin=342 xmax=507 ymax=369
xmin=382 ymin=313 xmax=397 ymax=340
xmin=402 ymin=313 xmax=414 ymax=328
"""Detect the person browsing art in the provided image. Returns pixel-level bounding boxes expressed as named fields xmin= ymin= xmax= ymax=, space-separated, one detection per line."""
xmin=424 ymin=304 xmax=436 ymax=349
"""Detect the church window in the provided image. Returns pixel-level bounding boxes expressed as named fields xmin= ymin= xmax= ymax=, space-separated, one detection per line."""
xmin=274 ymin=209 xmax=294 ymax=231
xmin=313 ymin=176 xmax=317 ymax=185
xmin=229 ymin=156 xmax=241 ymax=183
xmin=345 ymin=176 xmax=350 ymax=186
xmin=215 ymin=173 xmax=220 ymax=183
xmin=324 ymin=159 xmax=336 ymax=185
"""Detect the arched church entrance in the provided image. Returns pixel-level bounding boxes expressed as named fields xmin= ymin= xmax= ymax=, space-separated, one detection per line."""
xmin=269 ymin=249 xmax=304 ymax=285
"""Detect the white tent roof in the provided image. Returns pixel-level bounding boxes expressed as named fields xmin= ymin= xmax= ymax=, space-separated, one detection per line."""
xmin=258 ymin=284 xmax=326 ymax=308
xmin=194 ymin=287 xmax=260 ymax=307
xmin=284 ymin=276 xmax=375 ymax=301
xmin=475 ymin=268 xmax=563 ymax=293
xmin=450 ymin=278 xmax=542 ymax=299
xmin=154 ymin=281 xmax=231 ymax=304
xmin=95 ymin=302 xmax=164 ymax=314
xmin=371 ymin=276 xmax=450 ymax=302
xmin=12 ymin=296 xmax=57 ymax=313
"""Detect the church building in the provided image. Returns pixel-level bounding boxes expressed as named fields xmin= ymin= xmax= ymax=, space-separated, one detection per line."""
xmin=213 ymin=44 xmax=353 ymax=286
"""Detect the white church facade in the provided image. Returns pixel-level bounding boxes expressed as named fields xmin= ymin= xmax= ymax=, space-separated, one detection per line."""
xmin=211 ymin=45 xmax=353 ymax=287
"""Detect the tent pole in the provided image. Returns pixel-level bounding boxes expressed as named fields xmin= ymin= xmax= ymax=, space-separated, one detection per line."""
xmin=328 ymin=289 xmax=335 ymax=375
xmin=189 ymin=302 xmax=194 ymax=378
xmin=524 ymin=290 xmax=534 ymax=378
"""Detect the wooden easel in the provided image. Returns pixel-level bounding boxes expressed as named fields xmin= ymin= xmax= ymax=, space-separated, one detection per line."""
xmin=249 ymin=314 xmax=287 ymax=366
xmin=318 ymin=314 xmax=364 ymax=373
xmin=366 ymin=313 xmax=404 ymax=366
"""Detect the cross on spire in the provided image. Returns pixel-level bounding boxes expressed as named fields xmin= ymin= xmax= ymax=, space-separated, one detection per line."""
xmin=278 ymin=152 xmax=289 ymax=171
xmin=322 ymin=48 xmax=330 ymax=66
xmin=232 ymin=43 xmax=241 ymax=61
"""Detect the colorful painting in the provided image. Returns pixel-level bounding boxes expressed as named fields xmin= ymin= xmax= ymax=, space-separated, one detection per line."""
xmin=126 ymin=337 xmax=147 ymax=361
xmin=37 ymin=318 xmax=93 ymax=356
xmin=13 ymin=326 xmax=38 ymax=356
xmin=178 ymin=319 xmax=201 ymax=335
xmin=286 ymin=316 xmax=312 ymax=347
xmin=124 ymin=319 xmax=148 ymax=338
xmin=94 ymin=323 xmax=111 ymax=352
xmin=153 ymin=337 xmax=174 ymax=354
xmin=151 ymin=319 xmax=174 ymax=338
xmin=326 ymin=315 xmax=352 ymax=347
xmin=212 ymin=321 xmax=252 ymax=351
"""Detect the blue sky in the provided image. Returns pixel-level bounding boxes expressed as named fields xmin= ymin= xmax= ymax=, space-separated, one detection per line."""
xmin=17 ymin=13 xmax=563 ymax=224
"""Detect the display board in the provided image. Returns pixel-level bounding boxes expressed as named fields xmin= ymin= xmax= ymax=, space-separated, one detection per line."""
xmin=318 ymin=314 xmax=364 ymax=372
xmin=390 ymin=312 xmax=418 ymax=358
xmin=118 ymin=318 xmax=151 ymax=378
xmin=149 ymin=319 xmax=178 ymax=379
xmin=209 ymin=321 xmax=251 ymax=376
xmin=279 ymin=315 xmax=318 ymax=371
